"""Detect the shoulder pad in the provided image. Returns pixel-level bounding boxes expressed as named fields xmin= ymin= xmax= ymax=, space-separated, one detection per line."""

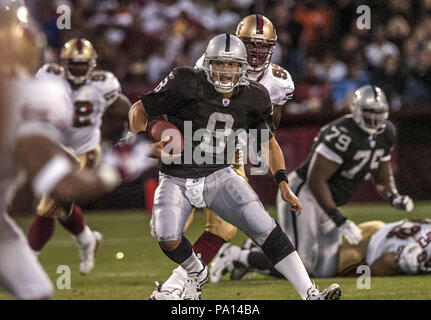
xmin=36 ymin=63 xmax=65 ymax=79
xmin=319 ymin=115 xmax=355 ymax=156
xmin=172 ymin=66 xmax=202 ymax=80
xmin=264 ymin=63 xmax=295 ymax=105
xmin=90 ymin=70 xmax=121 ymax=103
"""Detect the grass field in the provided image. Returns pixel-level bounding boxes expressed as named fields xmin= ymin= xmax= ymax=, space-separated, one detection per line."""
xmin=1 ymin=201 xmax=431 ymax=300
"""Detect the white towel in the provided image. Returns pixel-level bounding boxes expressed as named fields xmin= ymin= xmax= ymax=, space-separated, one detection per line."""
xmin=185 ymin=177 xmax=206 ymax=208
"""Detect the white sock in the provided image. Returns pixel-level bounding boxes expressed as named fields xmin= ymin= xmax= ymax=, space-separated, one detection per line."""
xmin=74 ymin=225 xmax=93 ymax=247
xmin=238 ymin=250 xmax=250 ymax=267
xmin=274 ymin=251 xmax=314 ymax=300
xmin=162 ymin=266 xmax=187 ymax=292
xmin=181 ymin=252 xmax=204 ymax=275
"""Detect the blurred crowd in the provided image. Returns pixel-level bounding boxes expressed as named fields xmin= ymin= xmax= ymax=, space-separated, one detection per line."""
xmin=29 ymin=0 xmax=431 ymax=114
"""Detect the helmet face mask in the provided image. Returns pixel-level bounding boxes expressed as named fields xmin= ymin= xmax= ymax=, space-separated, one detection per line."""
xmin=351 ymin=86 xmax=389 ymax=135
xmin=241 ymin=37 xmax=276 ymax=71
xmin=236 ymin=14 xmax=277 ymax=73
xmin=203 ymin=34 xmax=248 ymax=94
xmin=60 ymin=38 xmax=97 ymax=85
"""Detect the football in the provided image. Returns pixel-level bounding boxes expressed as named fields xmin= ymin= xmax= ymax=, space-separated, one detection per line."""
xmin=147 ymin=120 xmax=184 ymax=153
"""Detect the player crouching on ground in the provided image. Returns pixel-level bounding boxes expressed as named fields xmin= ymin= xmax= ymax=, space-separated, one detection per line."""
xmin=129 ymin=33 xmax=341 ymax=300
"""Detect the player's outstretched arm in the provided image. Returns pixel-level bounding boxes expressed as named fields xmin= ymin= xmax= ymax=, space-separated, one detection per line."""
xmin=266 ymin=137 xmax=302 ymax=215
xmin=17 ymin=135 xmax=150 ymax=202
xmin=373 ymin=161 xmax=414 ymax=212
xmin=307 ymin=152 xmax=340 ymax=214
xmin=17 ymin=135 xmax=115 ymax=201
xmin=307 ymin=152 xmax=362 ymax=244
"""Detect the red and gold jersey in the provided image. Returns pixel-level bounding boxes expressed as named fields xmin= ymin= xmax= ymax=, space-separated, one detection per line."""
xmin=366 ymin=219 xmax=431 ymax=272
xmin=36 ymin=63 xmax=121 ymax=155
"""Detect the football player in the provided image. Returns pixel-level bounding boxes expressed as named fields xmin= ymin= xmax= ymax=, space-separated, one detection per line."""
xmin=149 ymin=14 xmax=295 ymax=299
xmin=129 ymin=33 xmax=341 ymax=300
xmin=26 ymin=38 xmax=132 ymax=275
xmin=212 ymin=217 xmax=431 ymax=279
xmin=0 ymin=0 xmax=150 ymax=299
xmin=210 ymin=85 xmax=415 ymax=279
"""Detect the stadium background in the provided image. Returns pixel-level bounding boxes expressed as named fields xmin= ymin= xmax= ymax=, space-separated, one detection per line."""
xmin=25 ymin=0 xmax=431 ymax=212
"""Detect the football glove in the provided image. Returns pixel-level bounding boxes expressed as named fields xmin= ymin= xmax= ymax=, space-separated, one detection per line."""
xmin=338 ymin=219 xmax=362 ymax=245
xmin=98 ymin=140 xmax=152 ymax=190
xmin=390 ymin=194 xmax=414 ymax=212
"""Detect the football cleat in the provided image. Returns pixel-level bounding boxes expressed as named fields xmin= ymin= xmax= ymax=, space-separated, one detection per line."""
xmin=78 ymin=231 xmax=103 ymax=275
xmin=182 ymin=265 xmax=209 ymax=300
xmin=149 ymin=281 xmax=182 ymax=300
xmin=306 ymin=283 xmax=342 ymax=300
xmin=209 ymin=243 xmax=241 ymax=283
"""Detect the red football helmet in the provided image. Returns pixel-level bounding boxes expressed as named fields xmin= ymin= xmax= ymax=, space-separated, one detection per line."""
xmin=235 ymin=14 xmax=277 ymax=72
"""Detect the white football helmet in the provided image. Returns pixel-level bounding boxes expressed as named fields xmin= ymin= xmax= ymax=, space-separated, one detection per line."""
xmin=350 ymin=85 xmax=389 ymax=135
xmin=202 ymin=33 xmax=248 ymax=94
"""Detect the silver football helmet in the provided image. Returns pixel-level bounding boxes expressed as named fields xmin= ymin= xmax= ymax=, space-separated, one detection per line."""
xmin=202 ymin=33 xmax=248 ymax=93
xmin=350 ymin=85 xmax=389 ymax=135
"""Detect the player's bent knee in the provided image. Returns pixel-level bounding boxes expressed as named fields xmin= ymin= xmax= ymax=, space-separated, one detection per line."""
xmin=261 ymin=224 xmax=295 ymax=266
xmin=239 ymin=201 xmax=276 ymax=245
xmin=151 ymin=207 xmax=183 ymax=242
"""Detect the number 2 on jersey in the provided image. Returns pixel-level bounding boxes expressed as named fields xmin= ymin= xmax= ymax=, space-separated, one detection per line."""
xmin=73 ymin=101 xmax=94 ymax=127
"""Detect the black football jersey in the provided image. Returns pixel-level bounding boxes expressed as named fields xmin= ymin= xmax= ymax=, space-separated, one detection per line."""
xmin=140 ymin=66 xmax=273 ymax=178
xmin=296 ymin=115 xmax=396 ymax=206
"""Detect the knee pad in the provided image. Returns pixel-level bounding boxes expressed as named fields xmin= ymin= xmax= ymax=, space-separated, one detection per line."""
xmin=261 ymin=224 xmax=295 ymax=266
xmin=152 ymin=179 xmax=190 ymax=242
xmin=204 ymin=209 xmax=237 ymax=242
xmin=151 ymin=206 xmax=184 ymax=242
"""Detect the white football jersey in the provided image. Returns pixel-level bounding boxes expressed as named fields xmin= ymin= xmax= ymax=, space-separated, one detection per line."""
xmin=195 ymin=55 xmax=294 ymax=107
xmin=0 ymin=77 xmax=72 ymax=213
xmin=36 ymin=63 xmax=121 ymax=155
xmin=366 ymin=219 xmax=431 ymax=267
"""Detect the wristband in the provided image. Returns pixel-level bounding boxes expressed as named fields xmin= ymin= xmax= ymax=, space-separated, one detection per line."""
xmin=327 ymin=208 xmax=347 ymax=227
xmin=274 ymin=169 xmax=289 ymax=185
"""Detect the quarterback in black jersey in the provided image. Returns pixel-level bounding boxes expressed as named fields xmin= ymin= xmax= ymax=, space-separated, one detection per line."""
xmin=129 ymin=34 xmax=341 ymax=300
xmin=213 ymin=85 xmax=414 ymax=280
